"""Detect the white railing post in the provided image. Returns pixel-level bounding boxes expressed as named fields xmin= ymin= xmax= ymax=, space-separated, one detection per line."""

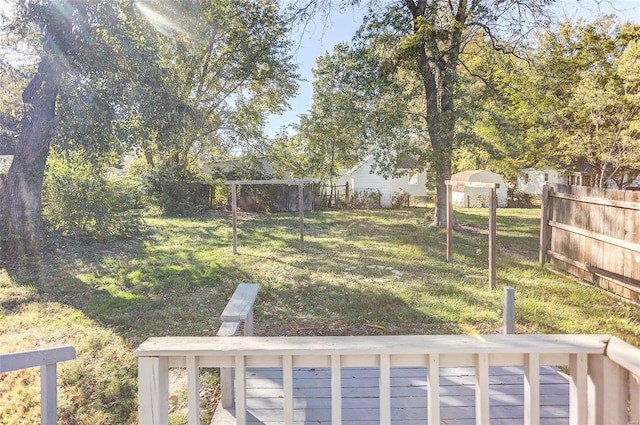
xmin=0 ymin=346 xmax=76 ymax=425
xmin=475 ymin=353 xmax=490 ymax=425
xmin=40 ymin=363 xmax=58 ymax=425
xmin=524 ymin=353 xmax=540 ymax=425
xmin=186 ymin=356 xmax=200 ymax=425
xmin=331 ymin=355 xmax=342 ymax=424
xmin=283 ymin=355 xmax=294 ymax=425
xmin=569 ymin=353 xmax=588 ymax=425
xmin=235 ymin=355 xmax=247 ymax=425
xmin=587 ymin=354 xmax=628 ymax=425
xmin=427 ymin=354 xmax=440 ymax=425
xmin=138 ymin=356 xmax=169 ymax=425
xmin=630 ymin=374 xmax=640 ymax=425
xmin=379 ymin=354 xmax=391 ymax=424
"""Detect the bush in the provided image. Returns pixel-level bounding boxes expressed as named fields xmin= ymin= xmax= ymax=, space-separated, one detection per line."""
xmin=351 ymin=189 xmax=382 ymax=209
xmin=507 ymin=188 xmax=535 ymax=208
xmin=138 ymin=158 xmax=207 ymax=217
xmin=392 ymin=191 xmax=411 ymax=209
xmin=43 ymin=152 xmax=145 ymax=243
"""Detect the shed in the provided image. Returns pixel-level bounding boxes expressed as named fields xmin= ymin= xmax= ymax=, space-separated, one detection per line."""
xmin=450 ymin=170 xmax=508 ymax=208
xmin=345 ymin=155 xmax=427 ymax=208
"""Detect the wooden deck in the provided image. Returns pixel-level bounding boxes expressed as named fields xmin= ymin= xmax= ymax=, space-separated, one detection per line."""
xmin=211 ymin=365 xmax=570 ymax=424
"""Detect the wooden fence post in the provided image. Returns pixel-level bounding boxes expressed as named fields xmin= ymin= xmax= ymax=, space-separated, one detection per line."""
xmin=489 ymin=187 xmax=497 ymax=289
xmin=539 ymin=184 xmax=550 ymax=265
xmin=345 ymin=181 xmax=350 ymax=209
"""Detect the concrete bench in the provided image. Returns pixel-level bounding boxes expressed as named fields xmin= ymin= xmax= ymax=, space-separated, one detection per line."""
xmin=216 ymin=283 xmax=260 ymax=408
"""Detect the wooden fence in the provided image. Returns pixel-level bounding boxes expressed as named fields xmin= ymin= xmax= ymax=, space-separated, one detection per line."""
xmin=540 ymin=183 xmax=640 ymax=302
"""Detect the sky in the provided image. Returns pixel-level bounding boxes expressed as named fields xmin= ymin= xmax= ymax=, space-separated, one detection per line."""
xmin=264 ymin=0 xmax=640 ymax=137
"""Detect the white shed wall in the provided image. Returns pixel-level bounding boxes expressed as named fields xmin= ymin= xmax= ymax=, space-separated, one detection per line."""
xmin=451 ymin=170 xmax=508 ymax=208
xmin=351 ymin=163 xmax=393 ymax=207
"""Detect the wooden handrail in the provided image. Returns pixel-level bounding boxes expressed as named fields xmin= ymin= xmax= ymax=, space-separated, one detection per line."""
xmin=215 ymin=283 xmax=260 ymax=409
xmin=133 ymin=334 xmax=640 ymax=425
xmin=1 ymin=346 xmax=76 ymax=425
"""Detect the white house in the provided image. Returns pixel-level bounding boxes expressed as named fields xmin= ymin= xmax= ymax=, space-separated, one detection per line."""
xmin=517 ymin=168 xmax=563 ymax=195
xmin=342 ymin=155 xmax=427 ymax=208
xmin=450 ymin=170 xmax=508 ymax=208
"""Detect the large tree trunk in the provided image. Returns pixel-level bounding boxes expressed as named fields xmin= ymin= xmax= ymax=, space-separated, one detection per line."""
xmin=1 ymin=57 xmax=59 ymax=260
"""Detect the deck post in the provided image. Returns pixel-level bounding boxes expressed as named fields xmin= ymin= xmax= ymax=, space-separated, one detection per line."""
xmin=503 ymin=287 xmax=515 ymax=334
xmin=587 ymin=354 xmax=628 ymax=425
xmin=138 ymin=356 xmax=169 ymax=425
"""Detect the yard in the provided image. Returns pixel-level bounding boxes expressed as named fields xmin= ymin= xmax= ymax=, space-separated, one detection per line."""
xmin=1 ymin=207 xmax=640 ymax=424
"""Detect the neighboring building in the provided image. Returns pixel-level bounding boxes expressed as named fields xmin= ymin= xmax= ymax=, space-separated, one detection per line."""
xmin=201 ymin=157 xmax=275 ymax=178
xmin=342 ymin=155 xmax=428 ymax=208
xmin=450 ymin=170 xmax=508 ymax=208
xmin=517 ymin=168 xmax=563 ymax=195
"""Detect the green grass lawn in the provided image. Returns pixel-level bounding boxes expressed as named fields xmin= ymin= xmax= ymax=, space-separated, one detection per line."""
xmin=1 ymin=207 xmax=640 ymax=424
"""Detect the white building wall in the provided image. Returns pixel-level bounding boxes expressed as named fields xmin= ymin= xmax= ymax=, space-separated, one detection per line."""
xmin=517 ymin=169 xmax=562 ymax=195
xmin=391 ymin=171 xmax=428 ymax=199
xmin=351 ymin=162 xmax=393 ymax=207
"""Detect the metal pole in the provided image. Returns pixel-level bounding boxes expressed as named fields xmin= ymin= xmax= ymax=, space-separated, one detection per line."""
xmin=232 ymin=183 xmax=237 ymax=254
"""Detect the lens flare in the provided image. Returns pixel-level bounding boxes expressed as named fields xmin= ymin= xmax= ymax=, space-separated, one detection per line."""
xmin=133 ymin=0 xmax=201 ymax=42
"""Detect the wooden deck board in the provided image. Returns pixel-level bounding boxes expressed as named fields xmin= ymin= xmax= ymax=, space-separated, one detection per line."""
xmin=211 ymin=366 xmax=569 ymax=424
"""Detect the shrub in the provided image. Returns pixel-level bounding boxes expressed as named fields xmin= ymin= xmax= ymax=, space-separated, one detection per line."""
xmin=138 ymin=158 xmax=207 ymax=217
xmin=351 ymin=189 xmax=382 ymax=209
xmin=392 ymin=191 xmax=411 ymax=209
xmin=507 ymin=188 xmax=535 ymax=208
xmin=43 ymin=151 xmax=145 ymax=243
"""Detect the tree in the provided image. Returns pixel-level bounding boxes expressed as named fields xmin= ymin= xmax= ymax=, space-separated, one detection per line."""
xmin=0 ymin=0 xmax=298 ymax=259
xmin=133 ymin=0 xmax=299 ymax=167
xmin=556 ymin=19 xmax=640 ymax=187
xmin=288 ymin=0 xmax=552 ymax=226
xmin=0 ymin=0 xmax=167 ymax=259
xmin=483 ymin=17 xmax=640 ymax=188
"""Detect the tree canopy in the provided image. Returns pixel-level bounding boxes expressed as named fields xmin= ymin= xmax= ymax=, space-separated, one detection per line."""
xmin=0 ymin=0 xmax=299 ymax=258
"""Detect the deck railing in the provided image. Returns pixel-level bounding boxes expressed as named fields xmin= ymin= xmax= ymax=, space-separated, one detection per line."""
xmin=135 ymin=334 xmax=640 ymax=425
xmin=0 ymin=345 xmax=76 ymax=425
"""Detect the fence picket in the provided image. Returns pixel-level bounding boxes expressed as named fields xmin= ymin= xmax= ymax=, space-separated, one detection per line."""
xmin=542 ymin=184 xmax=640 ymax=301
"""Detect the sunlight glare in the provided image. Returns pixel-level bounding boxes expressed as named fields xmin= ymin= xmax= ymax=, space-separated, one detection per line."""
xmin=133 ymin=0 xmax=201 ymax=42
